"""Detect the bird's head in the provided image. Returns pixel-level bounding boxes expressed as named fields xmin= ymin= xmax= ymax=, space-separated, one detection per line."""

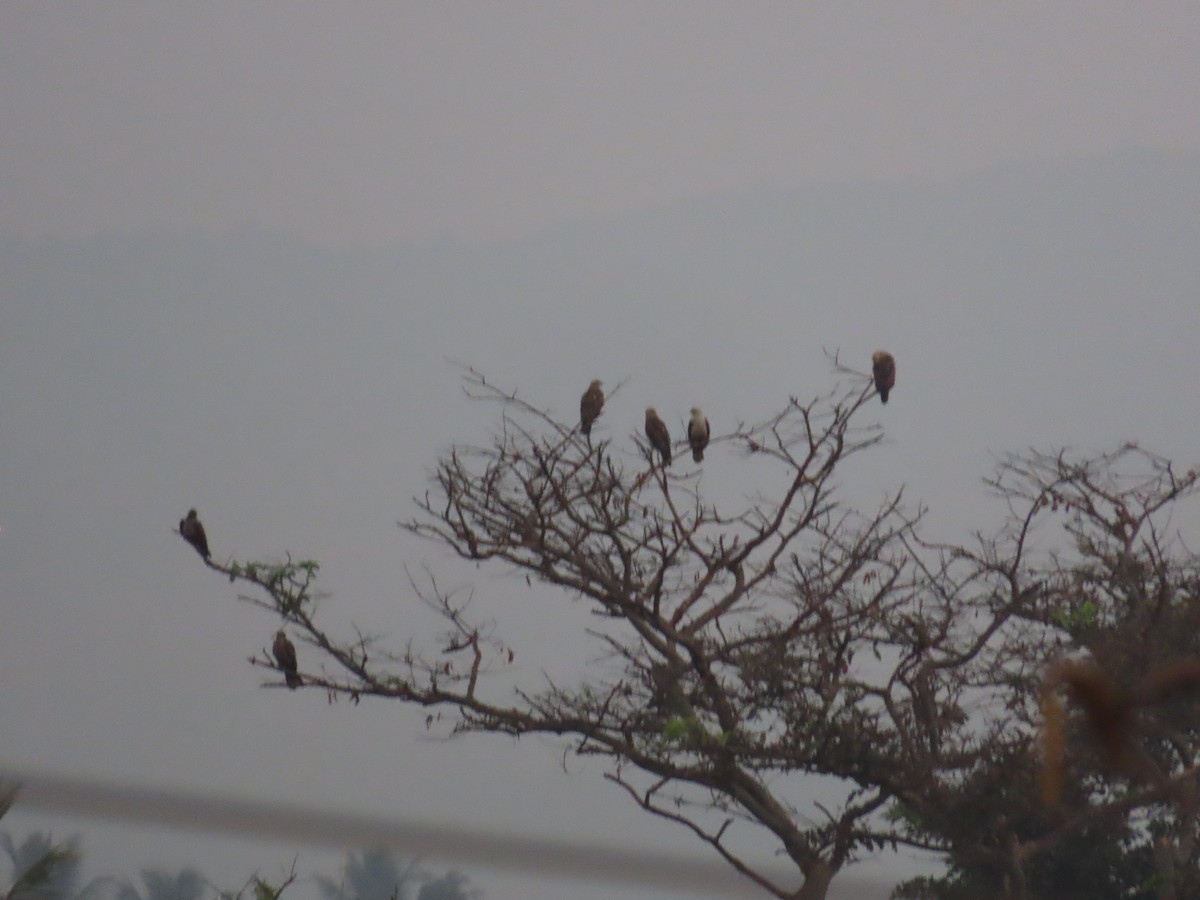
xmin=186 ymin=508 xmax=198 ymax=520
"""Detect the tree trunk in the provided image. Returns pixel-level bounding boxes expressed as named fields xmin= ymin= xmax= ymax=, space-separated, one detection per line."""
xmin=794 ymin=859 xmax=834 ymax=900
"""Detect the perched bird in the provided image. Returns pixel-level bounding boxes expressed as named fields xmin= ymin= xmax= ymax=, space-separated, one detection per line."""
xmin=872 ymin=351 xmax=896 ymax=404
xmin=687 ymin=407 xmax=710 ymax=463
xmin=644 ymin=408 xmax=672 ymax=467
xmin=580 ymin=379 xmax=604 ymax=437
xmin=179 ymin=508 xmax=210 ymax=560
xmin=272 ymin=630 xmax=302 ymax=689
xmin=1040 ymin=657 xmax=1200 ymax=805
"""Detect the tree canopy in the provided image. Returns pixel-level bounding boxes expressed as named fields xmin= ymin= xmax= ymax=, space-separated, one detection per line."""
xmin=202 ymin=368 xmax=1200 ymax=900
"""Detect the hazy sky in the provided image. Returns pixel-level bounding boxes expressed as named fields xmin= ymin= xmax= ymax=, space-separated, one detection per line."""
xmin=4 ymin=3 xmax=1200 ymax=245
xmin=2 ymin=5 xmax=1200 ymax=899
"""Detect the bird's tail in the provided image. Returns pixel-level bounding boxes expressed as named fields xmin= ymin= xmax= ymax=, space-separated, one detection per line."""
xmin=285 ymin=672 xmax=302 ymax=689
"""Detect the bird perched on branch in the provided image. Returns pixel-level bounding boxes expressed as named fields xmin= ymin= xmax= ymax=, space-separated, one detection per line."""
xmin=580 ymin=380 xmax=604 ymax=438
xmin=179 ymin=508 xmax=210 ymax=560
xmin=1040 ymin=657 xmax=1200 ymax=805
xmin=687 ymin=407 xmax=710 ymax=463
xmin=644 ymin=408 xmax=672 ymax=467
xmin=273 ymin=631 xmax=302 ymax=689
xmin=872 ymin=351 xmax=896 ymax=404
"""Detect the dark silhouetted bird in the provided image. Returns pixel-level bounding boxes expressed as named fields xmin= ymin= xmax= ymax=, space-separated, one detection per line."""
xmin=872 ymin=351 xmax=896 ymax=404
xmin=179 ymin=509 xmax=210 ymax=560
xmin=687 ymin=407 xmax=710 ymax=463
xmin=645 ymin=408 xmax=672 ymax=467
xmin=273 ymin=631 xmax=302 ymax=689
xmin=580 ymin=380 xmax=604 ymax=437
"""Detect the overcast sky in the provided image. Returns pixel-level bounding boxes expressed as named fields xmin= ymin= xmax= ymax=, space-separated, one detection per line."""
xmin=5 ymin=2 xmax=1200 ymax=246
xmin=2 ymin=4 xmax=1200 ymax=899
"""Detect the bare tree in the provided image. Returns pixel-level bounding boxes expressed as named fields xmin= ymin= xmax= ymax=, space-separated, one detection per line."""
xmin=205 ymin=372 xmax=1200 ymax=899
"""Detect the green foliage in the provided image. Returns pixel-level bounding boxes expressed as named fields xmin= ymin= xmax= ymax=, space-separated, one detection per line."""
xmin=661 ymin=715 xmax=707 ymax=748
xmin=883 ymin=801 xmax=921 ymax=829
xmin=248 ymin=875 xmax=287 ymax=900
xmin=0 ymin=786 xmax=99 ymax=900
xmin=0 ymin=781 xmax=475 ymax=900
xmin=1 ymin=831 xmax=83 ymax=900
xmin=316 ymin=848 xmax=421 ymax=900
xmin=1049 ymin=597 xmax=1099 ymax=631
xmin=662 ymin=717 xmax=689 ymax=743
xmin=316 ymin=849 xmax=476 ymax=900
xmin=893 ymin=823 xmax=1158 ymax=900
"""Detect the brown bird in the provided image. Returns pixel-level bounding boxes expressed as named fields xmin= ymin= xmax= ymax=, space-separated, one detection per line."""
xmin=644 ymin=408 xmax=672 ymax=467
xmin=179 ymin=508 xmax=210 ymax=560
xmin=1056 ymin=661 xmax=1133 ymax=775
xmin=580 ymin=379 xmax=604 ymax=437
xmin=687 ymin=407 xmax=710 ymax=463
xmin=872 ymin=351 xmax=896 ymax=404
xmin=1040 ymin=657 xmax=1200 ymax=805
xmin=272 ymin=630 xmax=302 ymax=689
